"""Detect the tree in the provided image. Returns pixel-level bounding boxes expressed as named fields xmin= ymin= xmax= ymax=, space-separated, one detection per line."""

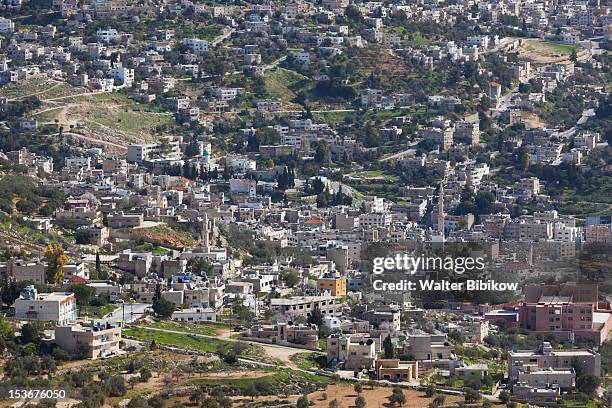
xmin=128 ymin=377 xmax=139 ymax=389
xmin=0 ymin=278 xmax=20 ymax=306
xmin=69 ymin=284 xmax=96 ymax=306
xmin=383 ymin=334 xmax=394 ymax=359
xmin=95 ymin=252 xmax=101 ymax=275
xmin=200 ymin=398 xmax=220 ymax=408
xmin=433 ymin=394 xmax=445 ymax=406
xmin=354 ymin=383 xmax=363 ymax=394
xmin=519 ymin=147 xmax=530 ymax=172
xmin=424 ymin=385 xmax=436 ymax=397
xmin=244 ymin=384 xmax=259 ymax=402
xmin=44 ymin=243 xmax=67 ymax=284
xmin=139 ymin=367 xmax=152 ymax=382
xmin=307 ymin=305 xmax=324 ymax=327
xmin=314 ymin=140 xmax=330 ymax=164
xmin=464 ymin=387 xmax=481 ymax=403
xmin=355 ymin=395 xmax=366 ymax=408
xmin=105 ymin=375 xmax=127 ymax=397
xmin=233 ymin=297 xmax=255 ymax=325
xmin=296 ymin=395 xmax=309 ymax=408
xmin=277 ymin=167 xmax=294 ymax=191
xmin=316 ymin=191 xmax=329 ymax=208
xmin=186 ymin=258 xmax=213 ymax=278
xmin=570 ymin=49 xmax=578 ymax=63
xmin=152 ymin=298 xmax=175 ymax=319
xmin=518 ymin=82 xmax=532 ymax=94
xmin=575 ymin=374 xmax=600 ymax=395
xmin=159 ymin=138 xmax=172 ymax=156
xmin=389 ymin=387 xmax=406 ymax=406
xmin=280 ymin=270 xmax=300 ymax=287
xmin=148 ymin=395 xmax=166 ymax=408
xmin=127 ymin=396 xmax=149 ymax=408
xmin=21 ymin=322 xmax=43 ymax=344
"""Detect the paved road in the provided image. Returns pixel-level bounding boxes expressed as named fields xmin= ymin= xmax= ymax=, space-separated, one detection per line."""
xmin=211 ymin=28 xmax=235 ymax=47
xmin=103 ymin=302 xmax=150 ymax=325
xmin=557 ymin=108 xmax=595 ymax=139
xmin=262 ymin=55 xmax=288 ymax=72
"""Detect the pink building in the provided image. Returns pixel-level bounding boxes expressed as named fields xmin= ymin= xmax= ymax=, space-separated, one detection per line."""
xmin=517 ymin=284 xmax=612 ymax=345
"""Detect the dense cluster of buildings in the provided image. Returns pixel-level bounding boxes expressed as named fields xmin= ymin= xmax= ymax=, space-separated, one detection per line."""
xmin=0 ymin=0 xmax=609 ymax=405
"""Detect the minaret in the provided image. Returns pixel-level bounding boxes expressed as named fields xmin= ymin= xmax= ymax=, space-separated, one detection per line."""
xmin=438 ymin=180 xmax=445 ymax=237
xmin=201 ymin=213 xmax=209 ymax=250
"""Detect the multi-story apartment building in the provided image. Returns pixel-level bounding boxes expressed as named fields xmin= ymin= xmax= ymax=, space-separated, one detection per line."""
xmin=110 ymin=65 xmax=134 ymax=85
xmin=326 ymin=334 xmax=377 ymax=370
xmin=271 ymin=295 xmax=342 ymax=318
xmin=508 ymin=342 xmax=601 ymax=382
xmin=585 ymin=224 xmax=612 ymax=242
xmin=0 ymin=17 xmax=15 ymax=33
xmin=54 ymin=322 xmax=121 ymax=359
xmin=317 ymin=273 xmax=347 ymax=296
xmin=358 ymin=212 xmax=392 ymax=228
xmin=453 ymin=121 xmax=480 ymax=145
xmin=182 ymin=38 xmax=209 ymax=54
xmin=518 ymin=284 xmax=612 ymax=344
xmin=15 ymin=286 xmax=77 ymax=325
xmin=401 ymin=334 xmax=453 ymax=361
xmin=127 ymin=137 xmax=181 ymax=163
xmin=96 ymin=28 xmax=119 ymax=43
xmin=418 ymin=127 xmax=453 ymax=150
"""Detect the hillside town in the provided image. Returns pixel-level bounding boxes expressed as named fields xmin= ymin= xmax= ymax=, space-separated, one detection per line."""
xmin=0 ymin=0 xmax=610 ymax=407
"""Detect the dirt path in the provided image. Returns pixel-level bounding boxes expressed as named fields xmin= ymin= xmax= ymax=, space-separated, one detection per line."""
xmin=7 ymin=80 xmax=62 ymax=101
xmin=61 ymin=131 xmax=128 ymax=151
xmin=41 ymin=90 xmax=107 ymax=102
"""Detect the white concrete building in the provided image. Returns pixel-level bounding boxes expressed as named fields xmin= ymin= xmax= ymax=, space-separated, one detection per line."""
xmin=182 ymin=38 xmax=209 ymax=54
xmin=0 ymin=18 xmax=15 ymax=34
xmin=110 ymin=65 xmax=134 ymax=86
xmin=15 ymin=286 xmax=77 ymax=325
xmin=96 ymin=28 xmax=119 ymax=43
xmin=172 ymin=307 xmax=217 ymax=322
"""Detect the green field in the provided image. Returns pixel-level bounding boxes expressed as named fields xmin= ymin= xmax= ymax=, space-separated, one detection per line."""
xmin=263 ymin=68 xmax=313 ymax=108
xmin=289 ymin=352 xmax=325 ymax=371
xmin=312 ymin=110 xmax=355 ymax=124
xmin=522 ymin=39 xmax=578 ymax=60
xmin=540 ymin=41 xmax=577 ymax=54
xmin=142 ymin=320 xmax=229 ymax=337
xmin=123 ymin=327 xmax=267 ymax=362
xmin=0 ymin=77 xmax=54 ymax=99
xmin=349 ymin=170 xmax=399 ymax=182
xmin=32 ymin=92 xmax=173 ymax=144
